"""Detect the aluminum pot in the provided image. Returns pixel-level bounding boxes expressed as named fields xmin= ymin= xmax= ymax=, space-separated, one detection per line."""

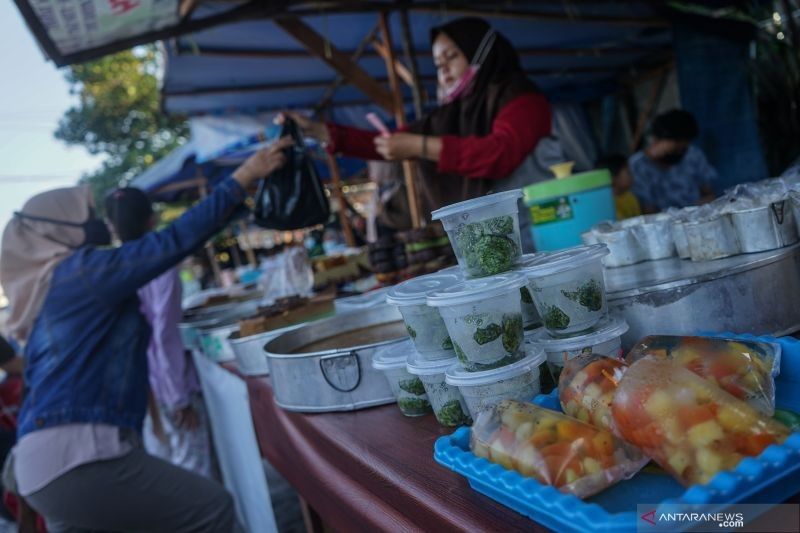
xmin=264 ymin=305 xmax=406 ymax=412
xmin=671 ymin=220 xmax=691 ymax=259
xmin=594 ymin=227 xmax=641 ymax=267
xmin=685 ymin=214 xmax=740 ymax=262
xmin=731 ymin=201 xmax=798 ymax=253
xmin=228 ymin=323 xmax=304 ymax=376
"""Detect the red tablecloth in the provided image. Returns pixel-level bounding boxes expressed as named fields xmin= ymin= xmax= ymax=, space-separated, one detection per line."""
xmin=240 ymin=373 xmax=540 ymax=532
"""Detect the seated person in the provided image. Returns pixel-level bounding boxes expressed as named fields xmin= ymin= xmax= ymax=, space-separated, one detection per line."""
xmin=597 ymin=154 xmax=641 ymax=220
xmin=629 ymin=109 xmax=717 ymax=213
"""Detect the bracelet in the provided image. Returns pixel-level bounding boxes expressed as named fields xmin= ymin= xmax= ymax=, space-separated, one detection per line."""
xmin=421 ymin=135 xmax=428 ymax=159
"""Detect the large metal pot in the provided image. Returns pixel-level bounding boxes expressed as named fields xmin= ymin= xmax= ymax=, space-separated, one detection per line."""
xmin=228 ymin=323 xmax=304 ymax=376
xmin=264 ymin=305 xmax=406 ymax=412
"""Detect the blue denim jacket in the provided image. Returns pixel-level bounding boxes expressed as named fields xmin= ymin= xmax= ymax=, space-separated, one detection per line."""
xmin=18 ymin=178 xmax=247 ymax=438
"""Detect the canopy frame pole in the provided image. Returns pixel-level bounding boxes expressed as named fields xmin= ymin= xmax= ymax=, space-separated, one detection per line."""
xmin=629 ymin=66 xmax=669 ymax=152
xmin=238 ymin=221 xmax=259 ymax=267
xmin=378 ymin=12 xmax=423 ymax=229
xmin=196 ymin=178 xmax=223 ymax=287
xmin=399 ymin=8 xmax=425 ymax=119
xmin=326 ymin=152 xmax=357 ymax=247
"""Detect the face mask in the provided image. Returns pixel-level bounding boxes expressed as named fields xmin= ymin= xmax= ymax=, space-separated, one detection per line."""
xmin=14 ymin=211 xmax=112 ymax=248
xmin=660 ymin=150 xmax=688 ymax=166
xmin=441 ymin=29 xmax=497 ymax=104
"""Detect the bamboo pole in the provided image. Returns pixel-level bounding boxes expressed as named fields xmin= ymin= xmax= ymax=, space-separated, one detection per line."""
xmin=326 ymin=152 xmax=357 ymax=247
xmin=629 ymin=67 xmax=669 ymax=152
xmin=378 ymin=12 xmax=423 ymax=229
xmin=398 ymin=8 xmax=424 ymax=118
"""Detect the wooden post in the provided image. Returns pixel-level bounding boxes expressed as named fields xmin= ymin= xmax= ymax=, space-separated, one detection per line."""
xmin=399 ymin=8 xmax=425 ymax=118
xmin=378 ymin=12 xmax=423 ymax=229
xmin=326 ymin=152 xmax=357 ymax=247
xmin=630 ymin=67 xmax=669 ymax=152
xmin=238 ymin=220 xmax=258 ymax=267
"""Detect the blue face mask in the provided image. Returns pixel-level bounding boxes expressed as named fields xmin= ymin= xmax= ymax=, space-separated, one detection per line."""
xmin=13 ymin=210 xmax=112 ymax=248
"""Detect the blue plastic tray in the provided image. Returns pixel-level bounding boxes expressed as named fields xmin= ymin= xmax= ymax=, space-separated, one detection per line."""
xmin=434 ymin=333 xmax=800 ymax=532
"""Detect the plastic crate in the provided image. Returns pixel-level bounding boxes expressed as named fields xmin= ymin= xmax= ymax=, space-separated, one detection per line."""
xmin=434 ymin=333 xmax=800 ymax=532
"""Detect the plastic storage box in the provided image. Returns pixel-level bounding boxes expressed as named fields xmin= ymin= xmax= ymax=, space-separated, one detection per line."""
xmin=434 ymin=333 xmax=800 ymax=532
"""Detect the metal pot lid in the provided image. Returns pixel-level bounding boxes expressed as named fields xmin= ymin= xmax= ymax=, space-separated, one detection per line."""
xmin=371 ymin=339 xmax=417 ymax=370
xmin=518 ymin=244 xmax=609 ymax=278
xmin=385 ymin=272 xmax=463 ymax=306
xmin=431 ymin=189 xmax=522 ymax=221
xmin=427 ymin=272 xmax=527 ymax=307
xmin=445 ymin=349 xmax=545 ymax=387
xmin=525 ymin=316 xmax=629 ymax=352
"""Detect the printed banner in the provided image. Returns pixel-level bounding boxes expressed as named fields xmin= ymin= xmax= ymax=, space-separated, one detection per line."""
xmin=27 ymin=0 xmax=179 ymax=55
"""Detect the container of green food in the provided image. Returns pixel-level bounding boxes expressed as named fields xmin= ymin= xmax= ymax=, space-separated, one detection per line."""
xmin=519 ymin=244 xmax=610 ymax=337
xmin=407 ymin=355 xmax=472 ymax=427
xmin=445 ymin=349 xmax=545 ymax=420
xmin=525 ymin=315 xmax=629 ymax=382
xmin=427 ymin=272 xmax=527 ymax=372
xmin=516 ymin=253 xmax=552 ymax=330
xmin=372 ymin=339 xmax=432 ymax=416
xmin=432 ymin=190 xmax=524 ymax=279
xmin=386 ymin=272 xmax=461 ymax=360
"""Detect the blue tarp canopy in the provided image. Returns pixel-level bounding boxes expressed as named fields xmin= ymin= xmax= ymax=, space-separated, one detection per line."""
xmin=161 ymin=2 xmax=673 ymax=116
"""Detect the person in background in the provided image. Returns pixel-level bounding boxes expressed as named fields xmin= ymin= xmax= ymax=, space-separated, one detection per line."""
xmin=0 ymin=138 xmax=291 ymax=532
xmin=105 ymin=187 xmax=212 ymax=479
xmin=629 ymin=109 xmax=717 ymax=213
xmin=596 ymin=154 xmax=641 ymax=220
xmin=284 ymin=17 xmax=562 ymax=252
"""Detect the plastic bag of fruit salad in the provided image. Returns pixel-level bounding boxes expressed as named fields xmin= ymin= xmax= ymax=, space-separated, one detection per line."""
xmin=612 ymin=357 xmax=790 ymax=487
xmin=470 ymin=400 xmax=648 ymax=499
xmin=558 ymin=353 xmax=628 ymax=433
xmin=626 ymin=335 xmax=780 ymax=415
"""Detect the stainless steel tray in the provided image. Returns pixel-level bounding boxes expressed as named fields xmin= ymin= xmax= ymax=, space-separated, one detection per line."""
xmin=264 ymin=305 xmax=406 ymax=412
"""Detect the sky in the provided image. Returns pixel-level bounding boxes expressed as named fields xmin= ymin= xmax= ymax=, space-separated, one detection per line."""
xmin=0 ymin=3 xmax=102 ymax=233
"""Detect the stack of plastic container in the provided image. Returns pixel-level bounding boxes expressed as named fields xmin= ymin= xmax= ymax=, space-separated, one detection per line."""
xmin=519 ymin=244 xmax=629 ymax=383
xmin=415 ymin=191 xmax=548 ymax=420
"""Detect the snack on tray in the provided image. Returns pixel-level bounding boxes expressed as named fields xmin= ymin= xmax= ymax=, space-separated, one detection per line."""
xmin=626 ymin=335 xmax=779 ymax=415
xmin=470 ymin=400 xmax=648 ymax=498
xmin=558 ymin=353 xmax=628 ymax=433
xmin=611 ymin=357 xmax=790 ymax=487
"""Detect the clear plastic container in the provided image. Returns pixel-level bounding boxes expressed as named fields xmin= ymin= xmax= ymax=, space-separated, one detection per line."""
xmin=558 ymin=353 xmax=628 ymax=433
xmin=432 ymin=190 xmax=524 ymax=279
xmin=519 ymin=244 xmax=610 ymax=336
xmin=626 ymin=335 xmax=780 ymax=416
xmin=445 ymin=349 xmax=546 ymax=420
xmin=372 ymin=340 xmax=432 ymax=416
xmin=517 ymin=254 xmax=549 ymax=330
xmin=611 ymin=357 xmax=791 ymax=486
xmin=526 ymin=316 xmax=629 ymax=382
xmin=470 ymin=400 xmax=648 ymax=498
xmin=427 ymin=273 xmax=528 ymax=372
xmin=386 ymin=273 xmax=462 ymax=360
xmin=407 ymin=355 xmax=472 ymax=427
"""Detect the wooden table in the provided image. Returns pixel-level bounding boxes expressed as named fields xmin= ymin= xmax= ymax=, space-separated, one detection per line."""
xmin=240 ymin=374 xmax=541 ymax=533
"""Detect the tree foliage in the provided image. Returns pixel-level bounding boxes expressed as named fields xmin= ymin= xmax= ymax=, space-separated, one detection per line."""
xmin=56 ymin=46 xmax=188 ymax=212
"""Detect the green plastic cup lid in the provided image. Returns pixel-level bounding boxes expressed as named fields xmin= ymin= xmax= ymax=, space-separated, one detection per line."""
xmin=444 ymin=348 xmax=546 ymax=387
xmin=431 ymin=189 xmax=522 ymax=221
xmin=525 ymin=316 xmax=628 ymax=352
xmin=426 ymin=272 xmax=527 ymax=307
xmin=372 ymin=339 xmax=416 ymax=370
xmin=518 ymin=244 xmax=608 ymax=278
xmin=385 ymin=272 xmax=462 ymax=306
xmin=406 ymin=354 xmax=460 ymax=376
xmin=523 ymin=169 xmax=611 ymax=205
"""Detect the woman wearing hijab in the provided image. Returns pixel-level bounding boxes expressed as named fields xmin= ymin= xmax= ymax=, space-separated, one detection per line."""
xmin=286 ymin=17 xmax=560 ymax=251
xmin=105 ymin=187 xmax=212 ymax=479
xmin=0 ymin=137 xmax=291 ymax=532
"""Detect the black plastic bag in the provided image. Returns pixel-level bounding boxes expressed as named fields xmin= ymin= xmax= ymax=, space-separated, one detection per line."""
xmin=252 ymin=118 xmax=330 ymax=230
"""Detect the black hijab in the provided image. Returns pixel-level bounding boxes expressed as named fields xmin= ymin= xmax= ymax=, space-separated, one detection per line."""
xmin=412 ymin=18 xmax=540 ymax=213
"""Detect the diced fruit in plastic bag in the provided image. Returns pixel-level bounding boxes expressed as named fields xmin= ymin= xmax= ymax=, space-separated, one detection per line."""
xmin=470 ymin=400 xmax=648 ymax=498
xmin=558 ymin=353 xmax=628 ymax=432
xmin=626 ymin=335 xmax=779 ymax=415
xmin=612 ymin=357 xmax=790 ymax=487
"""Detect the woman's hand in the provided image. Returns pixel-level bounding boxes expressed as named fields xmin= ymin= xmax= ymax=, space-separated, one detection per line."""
xmin=233 ymin=136 xmax=294 ymax=189
xmin=374 ymin=133 xmax=423 ymax=161
xmin=277 ymin=111 xmax=330 ymax=143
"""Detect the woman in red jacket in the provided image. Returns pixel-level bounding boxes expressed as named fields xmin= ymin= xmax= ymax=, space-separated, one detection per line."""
xmin=286 ymin=17 xmax=560 ymax=252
